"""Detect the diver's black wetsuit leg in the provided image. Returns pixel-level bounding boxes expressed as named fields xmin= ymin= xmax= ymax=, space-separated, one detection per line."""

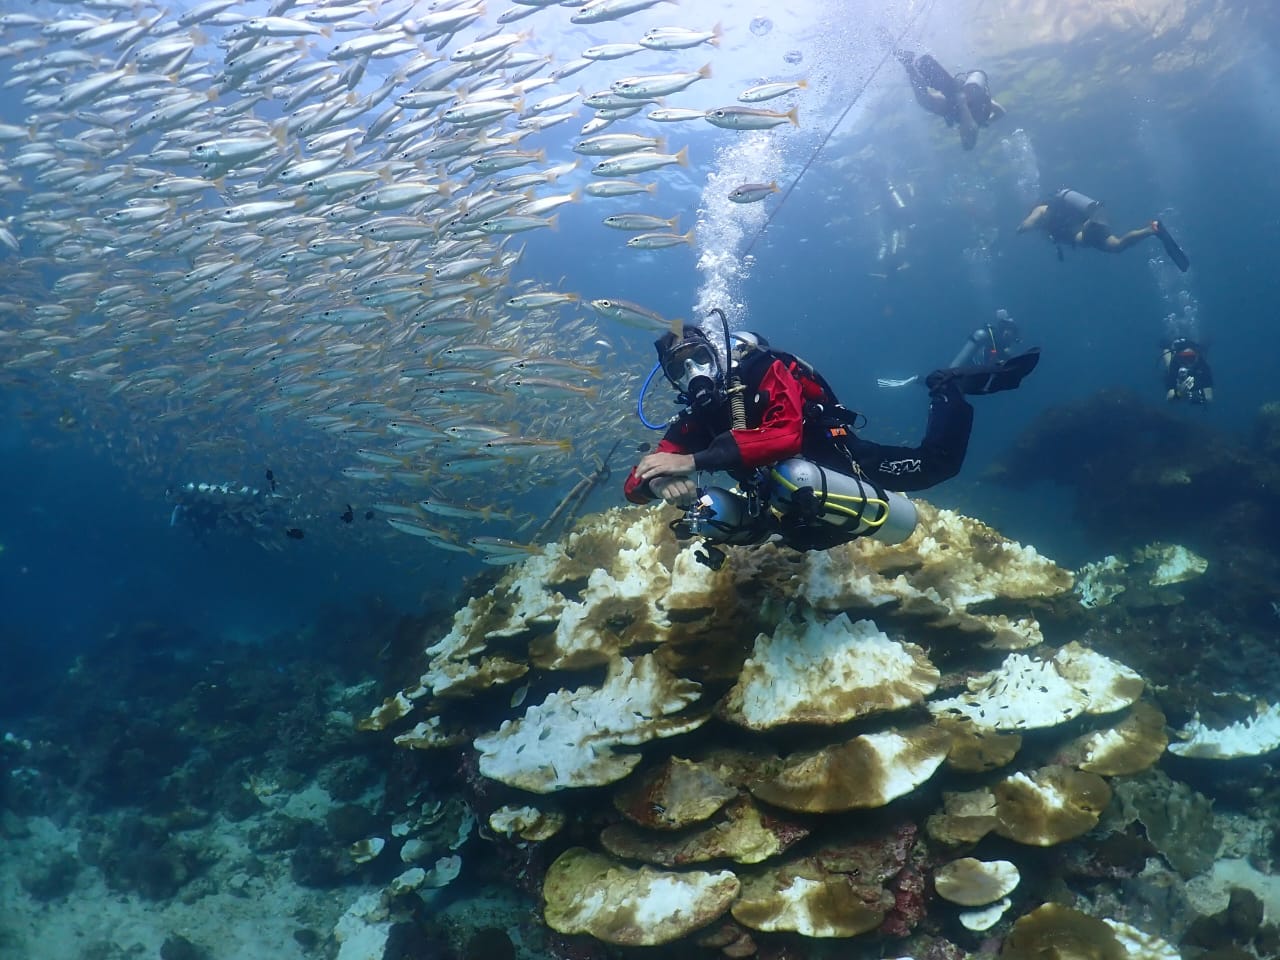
xmin=914 ymin=54 xmax=961 ymax=98
xmin=845 ymin=384 xmax=974 ymax=492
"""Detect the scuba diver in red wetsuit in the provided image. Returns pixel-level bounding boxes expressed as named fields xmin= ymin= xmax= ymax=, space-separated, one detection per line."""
xmin=624 ymin=309 xmax=1039 ymax=567
xmin=1162 ymin=338 xmax=1213 ymax=404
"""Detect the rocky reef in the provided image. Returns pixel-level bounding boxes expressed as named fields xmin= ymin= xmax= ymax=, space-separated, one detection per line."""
xmin=363 ymin=499 xmax=1266 ymax=959
xmin=988 ymin=389 xmax=1280 ymax=634
xmin=0 ymin=602 xmax=476 ymax=960
xmin=8 ymin=473 xmax=1280 ymax=959
xmin=991 ymin=391 xmax=1280 ymax=780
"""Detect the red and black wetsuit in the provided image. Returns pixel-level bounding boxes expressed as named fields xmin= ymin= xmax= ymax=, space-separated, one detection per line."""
xmin=1164 ymin=339 xmax=1213 ymax=401
xmin=624 ymin=349 xmax=974 ymax=503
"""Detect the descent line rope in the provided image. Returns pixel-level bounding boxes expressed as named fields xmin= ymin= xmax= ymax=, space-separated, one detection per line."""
xmin=742 ymin=0 xmax=941 ymax=258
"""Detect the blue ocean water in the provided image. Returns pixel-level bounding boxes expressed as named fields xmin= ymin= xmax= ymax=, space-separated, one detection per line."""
xmin=5 ymin=5 xmax=1280 ymax=960
xmin=0 ymin=0 xmax=1276 ymax=703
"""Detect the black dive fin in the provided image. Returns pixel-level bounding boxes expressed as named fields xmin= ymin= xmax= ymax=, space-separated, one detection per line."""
xmin=954 ymin=348 xmax=1041 ymax=396
xmin=1153 ymin=220 xmax=1190 ymax=272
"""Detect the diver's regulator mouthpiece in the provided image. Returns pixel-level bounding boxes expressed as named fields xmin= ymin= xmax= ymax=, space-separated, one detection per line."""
xmin=684 ymin=373 xmax=718 ymax=409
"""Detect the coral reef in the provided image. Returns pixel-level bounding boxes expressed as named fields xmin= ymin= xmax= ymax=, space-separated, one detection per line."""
xmin=1000 ymin=903 xmax=1180 ymax=958
xmin=0 ymin=602 xmax=473 ymax=959
xmin=990 ymin=390 xmax=1280 ymax=553
xmin=14 ymin=480 xmax=1280 ymax=960
xmin=934 ymin=858 xmax=1020 ymax=907
xmin=993 ymin=390 xmax=1280 ymax=699
xmin=368 ymin=501 xmax=1214 ymax=958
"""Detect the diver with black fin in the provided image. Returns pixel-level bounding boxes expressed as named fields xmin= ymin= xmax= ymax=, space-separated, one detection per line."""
xmin=878 ymin=309 xmax=1028 ymax=390
xmin=1018 ymin=188 xmax=1190 ymax=272
xmin=625 ymin=309 xmax=1037 ymax=564
xmin=895 ymin=49 xmax=1006 ymax=150
xmin=929 ymin=348 xmax=1040 ymax=396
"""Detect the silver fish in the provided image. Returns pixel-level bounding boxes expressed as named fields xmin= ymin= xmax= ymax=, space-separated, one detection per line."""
xmin=704 ymin=105 xmax=800 ymax=130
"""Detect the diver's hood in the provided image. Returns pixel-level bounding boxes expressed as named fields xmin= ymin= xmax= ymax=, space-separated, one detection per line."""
xmin=655 ymin=327 xmax=724 ymax=398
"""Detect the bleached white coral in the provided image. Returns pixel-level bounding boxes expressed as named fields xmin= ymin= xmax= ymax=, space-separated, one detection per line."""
xmin=1168 ymin=702 xmax=1280 ymax=758
xmin=1075 ymin=543 xmax=1208 ymax=608
xmin=720 ymin=609 xmax=939 ymax=729
xmin=796 ymin=505 xmax=1066 ymax=649
xmin=489 ymin=804 xmax=565 ymax=841
xmin=544 ymin=848 xmax=739 ymax=946
xmin=1104 ymin=920 xmax=1180 ymax=959
xmin=928 ymin=642 xmax=1143 ymax=732
xmin=334 ymin=892 xmax=392 ymax=960
xmin=1137 ymin=543 xmax=1209 ymax=586
xmin=1075 ymin=555 xmax=1126 ymax=608
xmin=474 ymin=655 xmax=705 ymax=792
xmin=878 ymin=505 xmax=1073 ymax=606
xmin=960 ymin=897 xmax=1011 ymax=931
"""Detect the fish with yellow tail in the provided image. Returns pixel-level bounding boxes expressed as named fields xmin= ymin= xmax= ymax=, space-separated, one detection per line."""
xmin=704 ymin=105 xmax=799 ymax=130
xmin=591 ymin=147 xmax=687 ymax=177
xmin=640 ymin=24 xmax=722 ymax=50
xmin=728 ymin=181 xmax=780 ymax=203
xmin=739 ymin=79 xmax=808 ymax=102
xmin=610 ymin=63 xmax=711 ymax=99
xmin=588 ymin=298 xmax=674 ymax=331
xmin=571 ymin=0 xmax=678 ymax=25
xmin=626 ymin=228 xmax=695 ymax=250
xmin=467 ymin=536 xmax=544 ymax=565
xmin=602 ymin=213 xmax=679 ymax=231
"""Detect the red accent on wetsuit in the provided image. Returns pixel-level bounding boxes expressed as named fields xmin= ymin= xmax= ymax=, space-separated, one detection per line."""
xmin=623 ymin=358 xmax=806 ymax=504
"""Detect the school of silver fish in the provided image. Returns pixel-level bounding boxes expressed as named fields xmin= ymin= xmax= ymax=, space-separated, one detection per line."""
xmin=0 ymin=0 xmax=807 ymax=561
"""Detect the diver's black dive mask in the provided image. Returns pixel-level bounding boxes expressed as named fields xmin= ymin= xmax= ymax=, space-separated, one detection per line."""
xmin=657 ymin=331 xmax=723 ymax=410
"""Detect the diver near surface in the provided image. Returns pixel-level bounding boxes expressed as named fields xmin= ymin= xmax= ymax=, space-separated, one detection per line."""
xmin=877 ymin=309 xmax=1022 ymax=389
xmin=1017 ymin=188 xmax=1191 ymax=272
xmin=895 ymin=50 xmax=1005 ymax=150
xmin=1162 ymin=337 xmax=1213 ymax=404
xmin=624 ymin=310 xmax=1040 ymax=566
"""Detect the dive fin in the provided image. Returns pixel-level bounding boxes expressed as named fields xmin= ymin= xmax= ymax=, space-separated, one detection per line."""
xmin=931 ymin=348 xmax=1040 ymax=396
xmin=1152 ymin=220 xmax=1190 ymax=272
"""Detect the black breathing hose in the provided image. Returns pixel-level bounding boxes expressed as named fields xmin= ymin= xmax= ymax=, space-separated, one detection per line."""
xmin=709 ymin=307 xmax=747 ymax=430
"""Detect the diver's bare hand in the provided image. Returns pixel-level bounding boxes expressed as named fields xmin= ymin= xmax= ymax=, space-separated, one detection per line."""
xmin=635 ymin=452 xmax=695 ymax=482
xmin=649 ymin=475 xmax=698 ymax=507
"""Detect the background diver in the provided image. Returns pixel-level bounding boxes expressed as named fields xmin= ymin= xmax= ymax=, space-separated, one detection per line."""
xmin=624 ymin=310 xmax=1039 ymax=563
xmin=167 ymin=473 xmax=303 ymax=548
xmin=1162 ymin=337 xmax=1213 ymax=404
xmin=1017 ymin=188 xmax=1190 ymax=272
xmin=877 ymin=309 xmax=1022 ymax=389
xmin=895 ymin=49 xmax=1005 ymax=150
